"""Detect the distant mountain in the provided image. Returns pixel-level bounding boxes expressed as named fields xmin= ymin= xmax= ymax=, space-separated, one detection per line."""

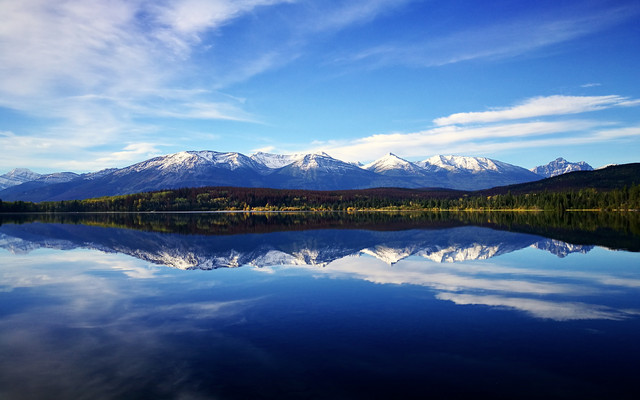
xmin=364 ymin=153 xmax=427 ymax=176
xmin=250 ymin=152 xmax=303 ymax=169
xmin=0 ymin=150 xmax=547 ymax=202
xmin=269 ymin=153 xmax=379 ymax=190
xmin=532 ymin=157 xmax=593 ymax=178
xmin=416 ymin=155 xmax=541 ymax=190
xmin=419 ymin=155 xmax=506 ymax=172
xmin=0 ymin=168 xmax=42 ymax=190
xmin=0 ymin=151 xmax=266 ymax=202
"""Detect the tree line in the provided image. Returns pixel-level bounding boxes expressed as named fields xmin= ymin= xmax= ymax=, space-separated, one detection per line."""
xmin=1 ymin=184 xmax=639 ymax=213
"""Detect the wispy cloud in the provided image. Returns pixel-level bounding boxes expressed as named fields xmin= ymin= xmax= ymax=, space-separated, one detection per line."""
xmin=434 ymin=95 xmax=639 ymax=126
xmin=305 ymin=119 xmax=614 ymax=162
xmin=0 ymin=0 xmax=421 ymax=172
xmin=0 ymin=0 xmax=289 ymax=119
xmin=300 ymin=0 xmax=414 ymax=33
xmin=0 ymin=0 xmax=302 ymax=171
xmin=95 ymin=143 xmax=163 ymax=165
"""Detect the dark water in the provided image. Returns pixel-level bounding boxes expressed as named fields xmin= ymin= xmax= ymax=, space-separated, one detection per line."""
xmin=0 ymin=212 xmax=639 ymax=399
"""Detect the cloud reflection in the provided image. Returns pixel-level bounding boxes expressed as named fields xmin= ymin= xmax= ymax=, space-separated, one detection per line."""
xmin=280 ymin=251 xmax=640 ymax=321
xmin=436 ymin=292 xmax=632 ymax=321
xmin=0 ymin=249 xmax=266 ymax=399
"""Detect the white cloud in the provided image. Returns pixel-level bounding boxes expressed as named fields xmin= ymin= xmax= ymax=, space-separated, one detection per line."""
xmin=150 ymin=0 xmax=296 ymax=55
xmin=434 ymin=95 xmax=639 ymax=126
xmin=95 ymin=143 xmax=163 ymax=164
xmin=301 ymin=0 xmax=414 ymax=33
xmin=0 ymin=0 xmax=294 ymax=130
xmin=0 ymin=0 xmax=302 ymax=171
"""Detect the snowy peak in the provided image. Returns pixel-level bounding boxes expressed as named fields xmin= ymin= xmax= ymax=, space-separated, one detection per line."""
xmin=82 ymin=168 xmax=119 ymax=180
xmin=35 ymin=172 xmax=79 ymax=184
xmin=195 ymin=151 xmax=261 ymax=170
xmin=0 ymin=150 xmax=552 ymax=200
xmin=364 ymin=153 xmax=424 ymax=175
xmin=4 ymin=168 xmax=41 ymax=181
xmin=250 ymin=152 xmax=302 ymax=169
xmin=0 ymin=168 xmax=42 ymax=190
xmin=531 ymin=157 xmax=593 ymax=178
xmin=289 ymin=152 xmax=359 ymax=173
xmin=126 ymin=150 xmax=261 ymax=173
xmin=418 ymin=155 xmax=506 ymax=173
xmin=250 ymin=152 xmax=339 ymax=170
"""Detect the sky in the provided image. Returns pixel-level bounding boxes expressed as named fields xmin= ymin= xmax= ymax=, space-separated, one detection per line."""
xmin=1 ymin=0 xmax=639 ymax=174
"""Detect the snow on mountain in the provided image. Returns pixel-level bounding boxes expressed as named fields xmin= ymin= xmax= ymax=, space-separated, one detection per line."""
xmin=0 ymin=168 xmax=42 ymax=190
xmin=418 ymin=155 xmax=518 ymax=173
xmin=360 ymin=245 xmax=414 ymax=264
xmin=531 ymin=157 xmax=593 ymax=178
xmin=364 ymin=153 xmax=426 ymax=175
xmin=597 ymin=163 xmax=617 ymax=170
xmin=250 ymin=151 xmax=343 ymax=170
xmin=532 ymin=239 xmax=593 ymax=258
xmin=0 ymin=150 xmax=549 ymax=201
xmin=125 ymin=150 xmax=263 ymax=174
xmin=193 ymin=151 xmax=262 ymax=171
xmin=288 ymin=152 xmax=358 ymax=172
xmin=411 ymin=154 xmax=541 ymax=190
xmin=264 ymin=152 xmax=382 ymax=190
xmin=250 ymin=152 xmax=303 ymax=169
xmin=35 ymin=172 xmax=80 ymax=184
xmin=82 ymin=168 xmax=119 ymax=180
xmin=417 ymin=244 xmax=504 ymax=263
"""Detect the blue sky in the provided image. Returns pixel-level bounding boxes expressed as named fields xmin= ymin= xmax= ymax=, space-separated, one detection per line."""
xmin=1 ymin=0 xmax=639 ymax=173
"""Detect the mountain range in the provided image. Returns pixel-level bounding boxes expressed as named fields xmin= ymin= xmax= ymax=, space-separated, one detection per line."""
xmin=0 ymin=151 xmax=594 ymax=202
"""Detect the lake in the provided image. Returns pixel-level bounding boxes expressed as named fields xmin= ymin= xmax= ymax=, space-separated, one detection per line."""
xmin=0 ymin=212 xmax=639 ymax=399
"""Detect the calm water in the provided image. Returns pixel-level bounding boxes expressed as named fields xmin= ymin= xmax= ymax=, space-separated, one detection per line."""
xmin=0 ymin=212 xmax=639 ymax=399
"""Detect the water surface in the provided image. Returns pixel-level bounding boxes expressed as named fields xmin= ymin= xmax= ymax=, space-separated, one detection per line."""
xmin=0 ymin=212 xmax=639 ymax=399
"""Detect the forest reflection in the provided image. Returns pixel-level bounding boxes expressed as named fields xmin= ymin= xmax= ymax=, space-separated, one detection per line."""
xmin=1 ymin=211 xmax=638 ymax=251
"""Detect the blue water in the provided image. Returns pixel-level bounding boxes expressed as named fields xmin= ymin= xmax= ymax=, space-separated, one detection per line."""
xmin=0 ymin=218 xmax=639 ymax=399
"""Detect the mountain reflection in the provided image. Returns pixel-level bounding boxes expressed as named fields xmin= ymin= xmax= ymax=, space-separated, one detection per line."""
xmin=1 ymin=215 xmax=639 ymax=324
xmin=0 ymin=221 xmax=592 ymax=269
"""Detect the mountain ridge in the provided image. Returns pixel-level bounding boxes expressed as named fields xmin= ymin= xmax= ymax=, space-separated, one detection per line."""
xmin=531 ymin=157 xmax=593 ymax=178
xmin=0 ymin=151 xmax=603 ymax=202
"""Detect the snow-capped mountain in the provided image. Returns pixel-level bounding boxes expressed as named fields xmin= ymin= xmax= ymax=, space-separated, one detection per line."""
xmin=82 ymin=168 xmax=119 ymax=180
xmin=533 ymin=239 xmax=594 ymax=258
xmin=288 ymin=152 xmax=359 ymax=173
xmin=126 ymin=151 xmax=263 ymax=173
xmin=84 ymin=151 xmax=267 ymax=196
xmin=0 ymin=168 xmax=42 ymax=190
xmin=364 ymin=153 xmax=427 ymax=176
xmin=415 ymin=155 xmax=541 ymax=190
xmin=269 ymin=152 xmax=379 ymax=190
xmin=0 ymin=150 xmax=547 ymax=201
xmin=531 ymin=157 xmax=593 ymax=178
xmin=35 ymin=172 xmax=80 ymax=184
xmin=250 ymin=152 xmax=303 ymax=169
xmin=419 ymin=155 xmax=523 ymax=174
